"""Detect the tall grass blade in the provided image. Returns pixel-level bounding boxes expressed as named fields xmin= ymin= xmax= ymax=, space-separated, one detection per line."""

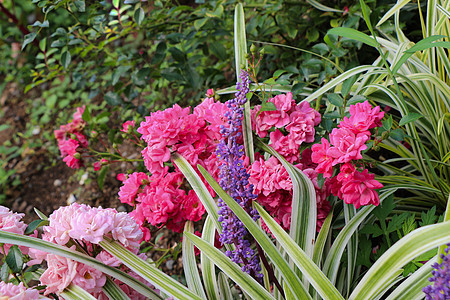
xmin=201 ymin=216 xmax=220 ymax=300
xmin=349 ymin=221 xmax=450 ymax=299
xmin=234 ymin=3 xmax=254 ymax=161
xmin=186 ymin=233 xmax=275 ymax=300
xmin=183 ymin=221 xmax=207 ymax=299
xmin=256 ymin=203 xmax=344 ymax=300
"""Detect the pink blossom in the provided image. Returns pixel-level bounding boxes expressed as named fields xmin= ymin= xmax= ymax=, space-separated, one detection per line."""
xmin=269 ymin=130 xmax=301 ymax=163
xmin=182 ymin=190 xmax=206 ymax=222
xmin=121 ymin=120 xmax=136 ymax=133
xmin=96 ymin=251 xmax=121 ymax=267
xmin=311 ymin=138 xmax=334 ymax=178
xmin=72 ymin=264 xmax=106 ymax=294
xmin=206 ymin=89 xmax=214 ymax=97
xmin=45 ymin=203 xmax=86 ymax=245
xmin=93 ymin=161 xmax=101 ymax=171
xmin=0 ymin=282 xmax=39 ymax=300
xmin=328 ymin=128 xmax=369 ymax=164
xmin=0 ymin=206 xmax=27 ymax=253
xmin=111 ymin=212 xmax=143 ymax=250
xmin=253 ymin=93 xmax=296 ymax=137
xmin=69 ymin=206 xmax=114 ymax=244
xmin=340 ymin=169 xmax=383 ymax=209
xmin=118 ymin=172 xmax=149 ymax=206
xmin=40 ymin=254 xmax=78 ymax=295
xmin=248 ymin=156 xmax=292 ymax=196
xmin=339 ymin=101 xmax=384 ymax=134
xmin=194 ymin=97 xmax=228 ymax=138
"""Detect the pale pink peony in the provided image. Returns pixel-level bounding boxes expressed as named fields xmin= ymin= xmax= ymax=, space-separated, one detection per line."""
xmin=328 ymin=128 xmax=369 ymax=165
xmin=0 ymin=282 xmax=39 ymax=300
xmin=118 ymin=172 xmax=149 ymax=206
xmin=121 ymin=120 xmax=136 ymax=133
xmin=40 ymin=254 xmax=78 ymax=295
xmin=311 ymin=138 xmax=334 ymax=178
xmin=340 ymin=169 xmax=383 ymax=209
xmin=339 ymin=101 xmax=384 ymax=134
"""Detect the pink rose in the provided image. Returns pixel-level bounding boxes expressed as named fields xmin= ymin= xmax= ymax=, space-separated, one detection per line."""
xmin=328 ymin=128 xmax=369 ymax=164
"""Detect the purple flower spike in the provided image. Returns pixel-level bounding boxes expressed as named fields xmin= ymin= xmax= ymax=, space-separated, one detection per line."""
xmin=216 ymin=70 xmax=262 ymax=281
xmin=423 ymin=244 xmax=450 ymax=299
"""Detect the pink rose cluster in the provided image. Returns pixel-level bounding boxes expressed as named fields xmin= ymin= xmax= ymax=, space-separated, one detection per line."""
xmin=0 ymin=282 xmax=39 ymax=300
xmin=249 ymin=93 xmax=330 ymax=231
xmin=252 ymin=92 xmax=321 ymax=163
xmin=311 ymin=101 xmax=384 ymax=208
xmin=54 ymin=106 xmax=88 ymax=169
xmin=249 ymin=151 xmax=331 ymax=232
xmin=118 ymin=96 xmax=229 ymax=237
xmin=28 ymin=203 xmax=149 ymax=299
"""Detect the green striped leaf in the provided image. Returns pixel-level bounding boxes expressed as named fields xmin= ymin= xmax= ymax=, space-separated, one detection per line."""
xmin=323 ymin=189 xmax=397 ymax=284
xmin=385 ymin=257 xmax=437 ymax=300
xmin=256 ymin=203 xmax=344 ymax=300
xmin=234 ymin=3 xmax=254 ymax=162
xmin=201 ymin=216 xmax=220 ymax=300
xmin=350 ymin=221 xmax=450 ymax=299
xmin=183 ymin=221 xmax=207 ymax=299
xmin=376 ymin=0 xmax=412 ymax=26
xmin=99 ymin=239 xmax=201 ymax=300
xmin=185 ymin=233 xmax=275 ymax=300
xmin=60 ymin=284 xmax=97 ymax=300
xmin=255 ymin=139 xmax=316 ymax=272
xmin=218 ymin=272 xmax=234 ymax=300
xmin=102 ymin=277 xmax=131 ymax=300
xmin=197 ymin=165 xmax=311 ymax=299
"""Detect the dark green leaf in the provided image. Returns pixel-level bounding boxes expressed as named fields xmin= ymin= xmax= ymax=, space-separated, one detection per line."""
xmin=31 ymin=20 xmax=49 ymax=28
xmin=259 ymin=102 xmax=277 ymax=112
xmin=420 ymin=206 xmax=437 ymax=226
xmin=327 ymin=27 xmax=377 ymax=47
xmin=389 ymin=129 xmax=406 ymax=141
xmin=359 ymin=224 xmax=384 ymax=237
xmin=291 ymin=83 xmax=305 ymax=95
xmin=209 ymin=43 xmax=227 ymax=61
xmin=402 ymin=214 xmax=417 ymax=236
xmin=1 ymin=263 xmax=10 ymax=282
xmin=327 ymin=93 xmax=344 ymax=106
xmin=82 ymin=106 xmax=91 ymax=122
xmin=134 ymin=7 xmax=145 ymax=25
xmin=25 ymin=219 xmax=49 ymax=235
xmin=74 ymin=0 xmax=85 ymax=12
xmin=61 ymin=51 xmax=71 ymax=69
xmin=373 ymin=194 xmax=394 ymax=221
xmin=386 ymin=212 xmax=409 ymax=233
xmin=382 ymin=115 xmax=393 ymax=131
xmin=169 ymin=47 xmax=186 ymax=63
xmin=399 ymin=113 xmax=423 ymax=126
xmin=341 ymin=75 xmax=357 ymax=97
xmin=104 ymin=92 xmax=123 ymax=106
xmin=5 ymin=246 xmax=23 ymax=274
xmin=347 ymin=95 xmax=366 ymax=105
xmin=22 ymin=33 xmax=37 ymax=50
